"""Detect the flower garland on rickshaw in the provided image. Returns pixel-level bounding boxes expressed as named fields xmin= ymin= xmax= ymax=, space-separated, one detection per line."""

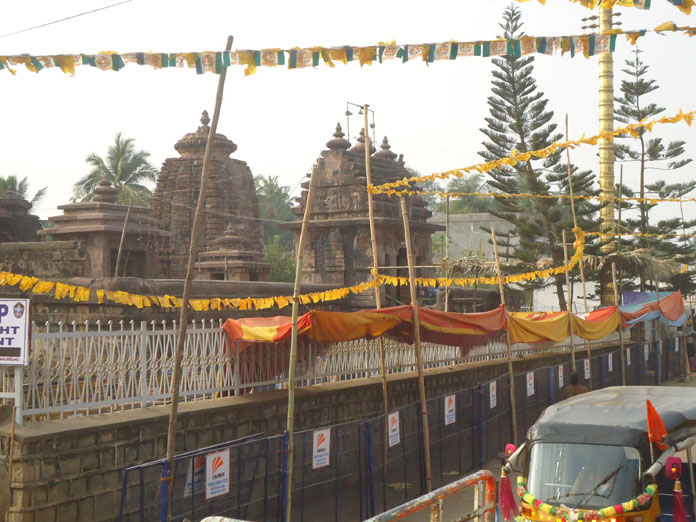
xmin=509 ymin=472 xmax=657 ymax=522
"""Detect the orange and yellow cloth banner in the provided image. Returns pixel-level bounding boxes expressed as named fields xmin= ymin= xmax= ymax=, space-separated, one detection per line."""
xmin=508 ymin=306 xmax=621 ymax=344
xmin=369 ymin=109 xmax=695 ymax=196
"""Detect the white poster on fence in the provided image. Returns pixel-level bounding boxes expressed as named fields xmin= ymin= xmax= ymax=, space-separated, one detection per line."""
xmin=558 ymin=365 xmax=564 ymax=388
xmin=489 ymin=381 xmax=497 ymax=410
xmin=608 ymin=353 xmax=614 ymax=373
xmin=205 ymin=449 xmax=230 ymax=499
xmin=444 ymin=394 xmax=456 ymax=425
xmin=526 ymin=372 xmax=534 ymax=397
xmin=626 ymin=347 xmax=631 ymax=366
xmin=0 ymin=299 xmax=30 ymax=366
xmin=312 ymin=428 xmax=331 ymax=469
xmin=584 ymin=359 xmax=590 ymax=380
xmin=644 ymin=344 xmax=650 ymax=361
xmin=388 ymin=412 xmax=401 ymax=447
xmin=184 ymin=455 xmax=205 ymax=498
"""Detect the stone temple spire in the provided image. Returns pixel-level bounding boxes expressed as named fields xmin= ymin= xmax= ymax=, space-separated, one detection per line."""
xmin=349 ymin=128 xmax=376 ymax=154
xmin=92 ymin=178 xmax=119 ymax=203
xmin=326 ymin=123 xmax=350 ymax=150
xmin=373 ymin=136 xmax=397 ymax=161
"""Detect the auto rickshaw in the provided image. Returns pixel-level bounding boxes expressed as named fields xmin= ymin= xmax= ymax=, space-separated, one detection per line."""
xmin=502 ymin=386 xmax=696 ymax=522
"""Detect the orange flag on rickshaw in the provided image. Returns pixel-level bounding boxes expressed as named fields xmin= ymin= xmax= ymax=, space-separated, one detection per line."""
xmin=646 ymin=399 xmax=668 ymax=451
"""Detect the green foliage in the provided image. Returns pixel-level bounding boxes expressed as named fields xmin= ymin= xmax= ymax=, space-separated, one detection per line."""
xmin=614 ymin=48 xmax=693 ymax=292
xmin=434 ymin=174 xmax=496 ymax=214
xmin=479 ymin=5 xmax=602 ymax=310
xmin=0 ymin=174 xmax=46 ymax=210
xmin=255 ymin=174 xmax=295 ymax=248
xmin=264 ymin=235 xmax=295 ymax=282
xmin=73 ymin=133 xmax=157 ymax=207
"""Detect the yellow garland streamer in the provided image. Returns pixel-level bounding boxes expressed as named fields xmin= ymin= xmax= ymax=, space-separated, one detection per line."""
xmin=369 ymin=109 xmax=695 ymax=195
xmin=0 ymin=229 xmax=585 ymax=311
xmin=515 ymin=0 xmax=693 ymax=14
xmin=380 ymin=189 xmax=696 ymax=206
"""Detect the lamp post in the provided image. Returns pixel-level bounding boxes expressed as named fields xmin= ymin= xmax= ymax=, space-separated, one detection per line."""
xmin=345 ymin=101 xmax=375 ymax=143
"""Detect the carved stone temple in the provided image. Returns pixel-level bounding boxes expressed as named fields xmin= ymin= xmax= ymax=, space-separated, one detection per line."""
xmin=283 ymin=124 xmax=443 ymax=308
xmin=152 ymin=111 xmax=267 ymax=280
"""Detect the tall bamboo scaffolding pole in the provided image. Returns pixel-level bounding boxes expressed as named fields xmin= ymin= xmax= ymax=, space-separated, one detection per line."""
xmin=361 ymin=104 xmax=390 ymax=418
xmin=679 ymin=200 xmax=693 ymax=376
xmin=599 ymin=5 xmax=617 ymax=305
xmin=562 ymin=230 xmax=577 ymax=372
xmin=491 ymin=228 xmax=518 ymax=444
xmin=164 ymin=35 xmax=234 ymax=522
xmin=114 ymin=199 xmax=132 ymax=277
xmin=285 ymin=164 xmax=319 ymax=522
xmin=611 ymin=262 xmax=627 ymax=385
xmin=445 ymin=195 xmax=450 ymax=312
xmin=565 ymin=115 xmax=592 ymax=385
xmin=399 ymin=196 xmax=432 ymax=492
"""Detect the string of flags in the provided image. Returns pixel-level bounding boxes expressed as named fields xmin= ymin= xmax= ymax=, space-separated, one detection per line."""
xmin=1 ymin=23 xmax=694 ymax=76
xmin=369 ymin=109 xmax=696 ymax=195
xmin=0 ymin=230 xmax=585 ymax=311
xmin=515 ymin=0 xmax=694 ymax=14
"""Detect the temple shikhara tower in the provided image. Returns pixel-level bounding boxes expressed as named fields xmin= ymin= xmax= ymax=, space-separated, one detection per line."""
xmin=284 ymin=124 xmax=442 ymax=307
xmin=152 ymin=111 xmax=267 ymax=280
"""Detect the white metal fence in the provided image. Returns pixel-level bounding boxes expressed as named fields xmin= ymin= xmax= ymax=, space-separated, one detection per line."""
xmin=0 ymin=319 xmax=629 ymax=424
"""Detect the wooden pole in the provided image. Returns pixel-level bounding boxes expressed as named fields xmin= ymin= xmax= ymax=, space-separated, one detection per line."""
xmin=445 ymin=195 xmax=450 ymax=313
xmin=285 ymin=165 xmax=319 ymax=522
xmin=361 ymin=105 xmax=389 ymax=418
xmin=679 ymin=200 xmax=693 ymax=376
xmin=164 ymin=35 xmax=234 ymax=522
xmin=399 ymin=196 xmax=432 ymax=492
xmin=491 ymin=228 xmax=518 ymax=444
xmin=611 ymin=262 xmax=627 ymax=385
xmin=113 ymin=199 xmax=132 ymax=277
xmin=8 ymin=406 xmax=16 ymax=484
xmin=565 ymin=115 xmax=592 ymax=384
xmin=562 ymin=230 xmax=577 ymax=372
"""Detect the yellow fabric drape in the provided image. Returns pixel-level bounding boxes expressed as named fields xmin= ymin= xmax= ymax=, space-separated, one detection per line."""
xmin=508 ymin=312 xmax=570 ymax=344
xmin=571 ymin=309 xmax=621 ymax=340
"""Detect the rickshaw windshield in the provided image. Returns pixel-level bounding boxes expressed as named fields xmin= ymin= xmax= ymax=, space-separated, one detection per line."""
xmin=527 ymin=443 xmax=642 ymax=510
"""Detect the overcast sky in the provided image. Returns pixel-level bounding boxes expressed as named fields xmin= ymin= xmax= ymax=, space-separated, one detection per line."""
xmin=1 ymin=0 xmax=694 ymax=226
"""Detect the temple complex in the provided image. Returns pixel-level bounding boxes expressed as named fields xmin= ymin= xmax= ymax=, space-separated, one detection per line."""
xmin=152 ymin=111 xmax=266 ymax=280
xmin=38 ymin=178 xmax=167 ymax=278
xmin=283 ymin=124 xmax=443 ymax=308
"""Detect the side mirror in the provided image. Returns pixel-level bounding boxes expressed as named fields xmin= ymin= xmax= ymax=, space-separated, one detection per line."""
xmin=505 ymin=444 xmax=517 ymax=463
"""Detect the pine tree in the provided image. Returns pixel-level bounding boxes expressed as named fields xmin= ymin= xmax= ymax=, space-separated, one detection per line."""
xmin=480 ymin=5 xmax=602 ymax=310
xmin=614 ymin=48 xmax=692 ymax=248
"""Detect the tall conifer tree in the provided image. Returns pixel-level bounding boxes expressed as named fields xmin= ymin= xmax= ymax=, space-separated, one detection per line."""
xmin=480 ymin=5 xmax=601 ymax=310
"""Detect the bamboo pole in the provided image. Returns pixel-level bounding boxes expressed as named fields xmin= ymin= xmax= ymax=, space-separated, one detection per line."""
xmin=114 ymin=199 xmax=132 ymax=277
xmin=8 ymin=406 xmax=16 ymax=484
xmin=562 ymin=230 xmax=577 ymax=372
xmin=679 ymin=200 xmax=693 ymax=376
xmin=399 ymin=196 xmax=432 ymax=492
xmin=491 ymin=228 xmax=518 ymax=444
xmin=565 ymin=115 xmax=591 ymax=384
xmin=361 ymin=104 xmax=389 ymax=418
xmin=611 ymin=262 xmax=626 ymax=385
xmin=445 ymin=195 xmax=450 ymax=313
xmin=164 ymin=35 xmax=234 ymax=522
xmin=285 ymin=165 xmax=319 ymax=522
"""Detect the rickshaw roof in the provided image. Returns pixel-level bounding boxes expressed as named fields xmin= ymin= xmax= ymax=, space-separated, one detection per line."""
xmin=528 ymin=386 xmax=696 ymax=447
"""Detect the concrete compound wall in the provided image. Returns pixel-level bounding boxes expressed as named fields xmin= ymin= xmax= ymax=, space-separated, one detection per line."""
xmin=0 ymin=346 xmax=614 ymax=522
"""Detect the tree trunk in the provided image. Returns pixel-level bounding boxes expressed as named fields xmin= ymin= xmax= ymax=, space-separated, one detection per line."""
xmin=555 ymin=273 xmax=568 ymax=311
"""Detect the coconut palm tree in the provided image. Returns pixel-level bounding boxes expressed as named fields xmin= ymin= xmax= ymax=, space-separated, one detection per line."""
xmin=73 ymin=133 xmax=158 ymax=206
xmin=0 ymin=174 xmax=47 ymax=210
